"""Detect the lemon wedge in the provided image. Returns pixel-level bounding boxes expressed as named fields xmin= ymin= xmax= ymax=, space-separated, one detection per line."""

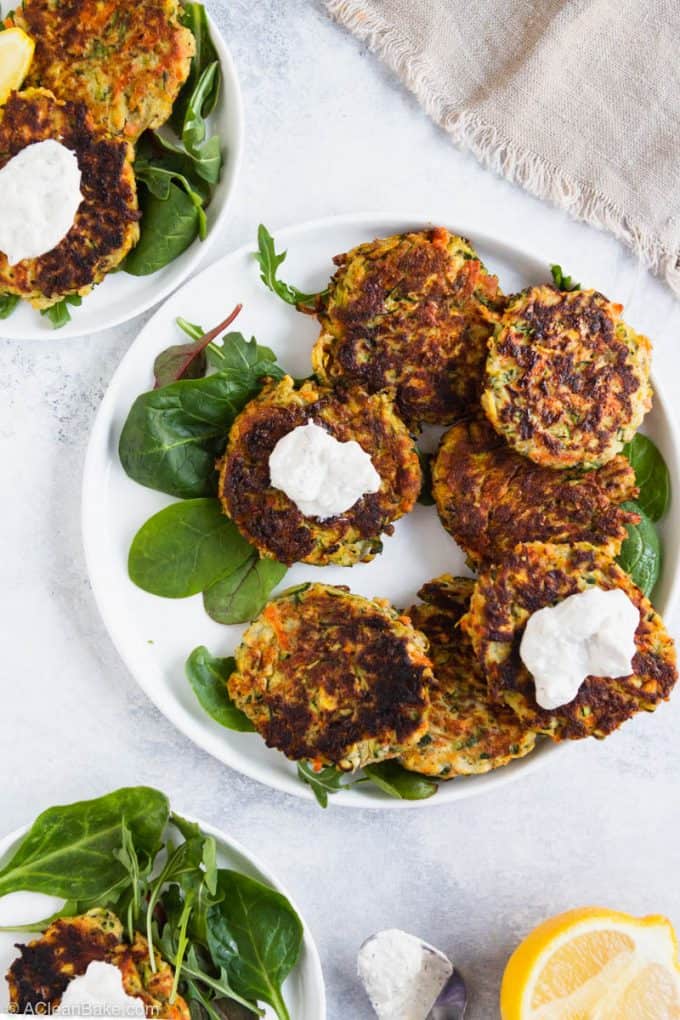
xmin=0 ymin=27 xmax=34 ymax=105
xmin=500 ymin=907 xmax=680 ymax=1020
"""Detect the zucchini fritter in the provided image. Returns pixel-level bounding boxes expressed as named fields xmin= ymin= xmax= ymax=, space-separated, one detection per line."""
xmin=0 ymin=89 xmax=139 ymax=309
xmin=311 ymin=227 xmax=504 ymax=428
xmin=13 ymin=0 xmax=195 ymax=141
xmin=6 ymin=908 xmax=189 ymax=1019
xmin=461 ymin=542 xmax=677 ymax=740
xmin=482 ymin=286 xmax=652 ymax=469
xmin=228 ymin=583 xmax=433 ymax=770
xmin=432 ymin=415 xmax=640 ymax=567
xmin=400 ymin=576 xmax=537 ymax=778
xmin=218 ymin=376 xmax=422 ymax=566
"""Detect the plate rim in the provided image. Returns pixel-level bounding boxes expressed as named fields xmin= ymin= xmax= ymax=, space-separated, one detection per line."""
xmin=0 ymin=811 xmax=327 ymax=1019
xmin=81 ymin=210 xmax=680 ymax=809
xmin=0 ymin=11 xmax=244 ymax=341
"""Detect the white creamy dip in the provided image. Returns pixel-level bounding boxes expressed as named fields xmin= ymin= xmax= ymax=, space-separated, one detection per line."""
xmin=55 ymin=961 xmax=146 ymax=1017
xmin=357 ymin=929 xmax=453 ymax=1020
xmin=520 ymin=587 xmax=639 ymax=710
xmin=268 ymin=419 xmax=381 ymax=519
xmin=0 ymin=140 xmax=83 ymax=265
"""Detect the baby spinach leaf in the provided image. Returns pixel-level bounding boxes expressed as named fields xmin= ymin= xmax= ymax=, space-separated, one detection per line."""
xmin=363 ymin=761 xmax=438 ymax=800
xmin=617 ymin=501 xmax=661 ymax=597
xmin=0 ymin=787 xmax=169 ymax=899
xmin=203 ymin=555 xmax=287 ymax=625
xmin=0 ymin=293 xmax=19 ymax=318
xmin=40 ymin=294 xmax=81 ymax=329
xmin=550 ymin=264 xmax=581 ymax=291
xmin=153 ymin=305 xmax=243 ymax=387
xmin=119 ymin=334 xmax=284 ymax=497
xmin=173 ymin=2 xmax=220 ymax=130
xmin=186 ymin=646 xmax=255 ymax=732
xmin=128 ymin=498 xmax=254 ymax=598
xmin=256 ymin=225 xmax=323 ymax=309
xmin=207 ymin=870 xmax=303 ymax=1020
xmin=124 ymin=183 xmax=200 ymax=276
xmin=622 ymin=433 xmax=671 ymax=522
xmin=135 ymin=162 xmax=208 ymax=240
xmin=296 ymin=762 xmax=350 ymax=808
xmin=182 ymin=62 xmax=222 ymax=185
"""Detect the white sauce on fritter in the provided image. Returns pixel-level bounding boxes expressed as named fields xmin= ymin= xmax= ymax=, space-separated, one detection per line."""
xmin=0 ymin=140 xmax=83 ymax=265
xmin=55 ymin=960 xmax=145 ymax=1017
xmin=269 ymin=418 xmax=381 ymax=519
xmin=520 ymin=587 xmax=639 ymax=710
xmin=357 ymin=928 xmax=453 ymax=1020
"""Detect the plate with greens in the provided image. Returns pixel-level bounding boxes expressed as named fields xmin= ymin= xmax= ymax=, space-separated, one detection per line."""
xmin=0 ymin=2 xmax=242 ymax=340
xmin=82 ymin=213 xmax=680 ymax=808
xmin=0 ymin=787 xmax=326 ymax=1019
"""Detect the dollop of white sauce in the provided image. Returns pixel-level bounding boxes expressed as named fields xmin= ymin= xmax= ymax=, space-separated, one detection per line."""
xmin=357 ymin=929 xmax=453 ymax=1020
xmin=520 ymin=587 xmax=639 ymax=710
xmin=55 ymin=961 xmax=145 ymax=1017
xmin=269 ymin=419 xmax=381 ymax=519
xmin=0 ymin=140 xmax=83 ymax=265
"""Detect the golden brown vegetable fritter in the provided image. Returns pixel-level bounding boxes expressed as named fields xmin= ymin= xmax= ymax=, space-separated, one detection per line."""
xmin=217 ymin=376 xmax=422 ymax=566
xmin=0 ymin=89 xmax=139 ymax=309
xmin=432 ymin=415 xmax=640 ymax=567
xmin=7 ymin=909 xmax=190 ymax=1019
xmin=311 ymin=227 xmax=504 ymax=428
xmin=12 ymin=0 xmax=195 ymax=141
xmin=462 ymin=542 xmax=677 ymax=740
xmin=482 ymin=286 xmax=652 ymax=469
xmin=400 ymin=576 xmax=537 ymax=778
xmin=228 ymin=583 xmax=433 ymax=770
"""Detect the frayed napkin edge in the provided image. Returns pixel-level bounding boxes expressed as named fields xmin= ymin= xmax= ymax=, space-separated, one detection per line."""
xmin=326 ymin=0 xmax=680 ymax=298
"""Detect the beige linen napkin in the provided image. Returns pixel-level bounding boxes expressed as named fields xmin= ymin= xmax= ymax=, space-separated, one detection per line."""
xmin=327 ymin=0 xmax=680 ymax=296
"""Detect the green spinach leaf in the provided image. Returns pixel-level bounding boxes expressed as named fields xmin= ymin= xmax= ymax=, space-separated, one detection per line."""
xmin=173 ymin=2 xmax=220 ymax=130
xmin=622 ymin=433 xmax=671 ymax=522
xmin=186 ymin=646 xmax=255 ymax=732
xmin=134 ymin=162 xmax=208 ymax=240
xmin=550 ymin=264 xmax=581 ymax=291
xmin=0 ymin=787 xmax=169 ymax=899
xmin=40 ymin=294 xmax=81 ymax=329
xmin=207 ymin=870 xmax=303 ymax=1020
xmin=128 ymin=498 xmax=254 ymax=598
xmin=256 ymin=225 xmax=323 ymax=309
xmin=617 ymin=500 xmax=661 ymax=597
xmin=0 ymin=293 xmax=19 ymax=319
xmin=182 ymin=62 xmax=222 ymax=185
xmin=124 ymin=183 xmax=200 ymax=276
xmin=203 ymin=555 xmax=287 ymax=624
xmin=363 ymin=761 xmax=438 ymax=800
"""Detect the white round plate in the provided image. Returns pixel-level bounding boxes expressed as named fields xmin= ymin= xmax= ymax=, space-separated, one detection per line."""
xmin=1 ymin=14 xmax=243 ymax=341
xmin=82 ymin=213 xmax=680 ymax=808
xmin=0 ymin=812 xmax=326 ymax=1019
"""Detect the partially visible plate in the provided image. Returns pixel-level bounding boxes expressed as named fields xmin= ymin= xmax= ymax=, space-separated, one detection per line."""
xmin=82 ymin=213 xmax=680 ymax=807
xmin=0 ymin=12 xmax=243 ymax=341
xmin=0 ymin=814 xmax=326 ymax=1019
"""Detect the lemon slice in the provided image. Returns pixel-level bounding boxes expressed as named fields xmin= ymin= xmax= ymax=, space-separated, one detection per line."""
xmin=0 ymin=27 xmax=34 ymax=105
xmin=500 ymin=907 xmax=680 ymax=1019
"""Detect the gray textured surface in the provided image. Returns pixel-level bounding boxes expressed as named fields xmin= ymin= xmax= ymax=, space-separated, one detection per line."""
xmin=2 ymin=2 xmax=680 ymax=1017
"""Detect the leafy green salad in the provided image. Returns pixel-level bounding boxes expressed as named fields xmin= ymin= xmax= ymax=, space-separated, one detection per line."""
xmin=0 ymin=787 xmax=304 ymax=1020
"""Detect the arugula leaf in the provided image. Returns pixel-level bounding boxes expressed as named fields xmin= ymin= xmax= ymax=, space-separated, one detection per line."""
xmin=153 ymin=305 xmax=243 ymax=387
xmin=617 ymin=500 xmax=661 ymax=597
xmin=128 ymin=498 xmax=255 ymax=598
xmin=0 ymin=293 xmax=19 ymax=319
xmin=203 ymin=555 xmax=287 ymax=625
xmin=363 ymin=761 xmax=438 ymax=800
xmin=207 ymin=870 xmax=303 ymax=1020
xmin=40 ymin=294 xmax=82 ymax=329
xmin=119 ymin=334 xmax=284 ymax=498
xmin=256 ymin=225 xmax=323 ymax=309
xmin=173 ymin=2 xmax=220 ymax=130
xmin=124 ymin=183 xmax=200 ymax=275
xmin=550 ymin=264 xmax=581 ymax=291
xmin=622 ymin=433 xmax=671 ymax=522
xmin=296 ymin=762 xmax=349 ymax=808
xmin=186 ymin=646 xmax=255 ymax=732
xmin=0 ymin=787 xmax=169 ymax=899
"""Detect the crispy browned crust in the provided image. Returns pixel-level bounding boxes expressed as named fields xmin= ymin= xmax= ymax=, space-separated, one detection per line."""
xmin=400 ymin=576 xmax=537 ymax=777
xmin=0 ymin=89 xmax=139 ymax=308
xmin=432 ymin=415 xmax=640 ymax=567
xmin=13 ymin=0 xmax=195 ymax=141
xmin=7 ymin=910 xmax=189 ymax=1019
xmin=217 ymin=376 xmax=422 ymax=566
xmin=482 ymin=286 xmax=652 ymax=469
xmin=311 ymin=227 xmax=504 ymax=428
xmin=461 ymin=542 xmax=678 ymax=740
xmin=227 ymin=583 xmax=433 ymax=770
